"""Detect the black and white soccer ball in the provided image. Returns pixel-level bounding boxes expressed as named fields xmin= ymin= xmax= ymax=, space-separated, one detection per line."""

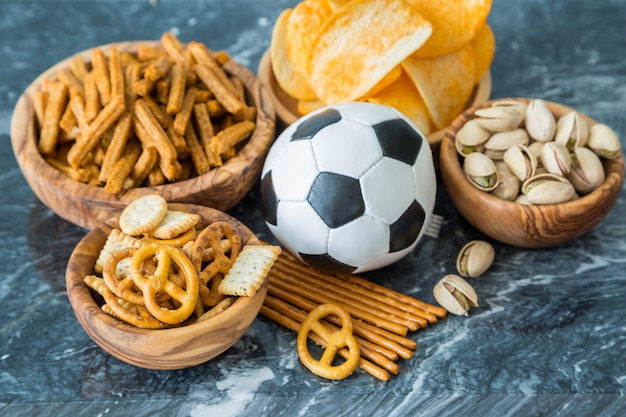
xmin=260 ymin=102 xmax=436 ymax=274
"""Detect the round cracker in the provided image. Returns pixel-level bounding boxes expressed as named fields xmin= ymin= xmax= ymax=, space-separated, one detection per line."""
xmin=118 ymin=194 xmax=168 ymax=236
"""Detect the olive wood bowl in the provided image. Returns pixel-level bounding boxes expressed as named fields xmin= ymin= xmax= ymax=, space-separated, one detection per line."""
xmin=11 ymin=41 xmax=276 ymax=230
xmin=257 ymin=48 xmax=491 ymax=147
xmin=65 ymin=203 xmax=266 ymax=370
xmin=439 ymin=98 xmax=625 ymax=248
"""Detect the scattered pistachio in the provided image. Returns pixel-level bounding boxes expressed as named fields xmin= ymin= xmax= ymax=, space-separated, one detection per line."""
xmin=433 ymin=275 xmax=478 ymax=316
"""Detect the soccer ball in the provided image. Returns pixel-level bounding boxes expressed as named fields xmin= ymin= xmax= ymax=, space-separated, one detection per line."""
xmin=260 ymin=102 xmax=436 ymax=274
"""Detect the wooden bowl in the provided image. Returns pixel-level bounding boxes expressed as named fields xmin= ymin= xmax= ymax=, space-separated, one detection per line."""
xmin=11 ymin=41 xmax=276 ymax=230
xmin=439 ymin=98 xmax=625 ymax=248
xmin=65 ymin=203 xmax=267 ymax=370
xmin=257 ymin=48 xmax=491 ymax=147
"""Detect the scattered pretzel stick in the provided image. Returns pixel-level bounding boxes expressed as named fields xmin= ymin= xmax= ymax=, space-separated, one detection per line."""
xmin=38 ymin=81 xmax=68 ymax=155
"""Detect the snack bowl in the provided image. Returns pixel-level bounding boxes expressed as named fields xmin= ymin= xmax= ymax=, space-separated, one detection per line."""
xmin=65 ymin=203 xmax=267 ymax=370
xmin=257 ymin=48 xmax=491 ymax=147
xmin=439 ymin=98 xmax=625 ymax=248
xmin=11 ymin=41 xmax=276 ymax=230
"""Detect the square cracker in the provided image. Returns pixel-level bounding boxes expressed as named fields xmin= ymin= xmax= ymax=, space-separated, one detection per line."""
xmin=218 ymin=245 xmax=281 ymax=297
xmin=95 ymin=228 xmax=143 ymax=274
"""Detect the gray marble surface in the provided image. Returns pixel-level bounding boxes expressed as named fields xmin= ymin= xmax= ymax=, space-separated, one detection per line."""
xmin=1 ymin=0 xmax=625 ymax=416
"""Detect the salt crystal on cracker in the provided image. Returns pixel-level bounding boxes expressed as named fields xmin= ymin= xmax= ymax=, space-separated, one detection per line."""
xmin=219 ymin=245 xmax=281 ymax=297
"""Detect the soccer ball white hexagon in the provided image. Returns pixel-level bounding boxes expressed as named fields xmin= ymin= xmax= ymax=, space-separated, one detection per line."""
xmin=260 ymin=102 xmax=436 ymax=274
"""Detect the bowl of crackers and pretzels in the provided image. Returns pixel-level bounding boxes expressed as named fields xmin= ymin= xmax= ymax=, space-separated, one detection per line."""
xmin=11 ymin=32 xmax=276 ymax=230
xmin=66 ymin=195 xmax=281 ymax=370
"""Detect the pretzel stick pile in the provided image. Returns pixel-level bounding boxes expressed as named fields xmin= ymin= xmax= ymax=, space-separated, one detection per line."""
xmin=261 ymin=250 xmax=447 ymax=381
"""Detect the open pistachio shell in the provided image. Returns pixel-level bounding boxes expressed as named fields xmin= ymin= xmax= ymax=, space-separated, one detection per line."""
xmin=525 ymin=99 xmax=556 ymax=142
xmin=474 ymin=104 xmax=525 ymax=132
xmin=456 ymin=240 xmax=495 ymax=278
xmin=540 ymin=141 xmax=571 ymax=176
xmin=555 ymin=111 xmax=589 ymax=149
xmin=567 ymin=147 xmax=606 ymax=194
xmin=463 ymin=152 xmax=499 ymax=191
xmin=492 ymin=169 xmax=521 ymax=201
xmin=522 ymin=173 xmax=578 ymax=204
xmin=484 ymin=128 xmax=529 ymax=160
xmin=455 ymin=119 xmax=490 ymax=156
xmin=503 ymin=144 xmax=537 ymax=182
xmin=587 ymin=123 xmax=622 ymax=159
xmin=433 ymin=275 xmax=479 ymax=316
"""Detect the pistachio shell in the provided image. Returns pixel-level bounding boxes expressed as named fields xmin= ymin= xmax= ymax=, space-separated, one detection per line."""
xmin=515 ymin=194 xmax=532 ymax=205
xmin=522 ymin=173 xmax=578 ymax=204
xmin=567 ymin=147 xmax=606 ymax=194
xmin=527 ymin=141 xmax=545 ymax=162
xmin=587 ymin=123 xmax=622 ymax=159
xmin=525 ymin=99 xmax=556 ymax=142
xmin=433 ymin=275 xmax=478 ymax=316
xmin=474 ymin=105 xmax=525 ymax=132
xmin=555 ymin=111 xmax=589 ymax=149
xmin=503 ymin=144 xmax=537 ymax=182
xmin=456 ymin=240 xmax=495 ymax=278
xmin=484 ymin=128 xmax=529 ymax=160
xmin=540 ymin=141 xmax=571 ymax=175
xmin=455 ymin=119 xmax=490 ymax=156
xmin=463 ymin=152 xmax=499 ymax=191
xmin=492 ymin=169 xmax=520 ymax=201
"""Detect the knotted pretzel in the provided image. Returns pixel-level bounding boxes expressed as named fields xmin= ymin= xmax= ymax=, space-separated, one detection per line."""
xmin=102 ymin=247 xmax=144 ymax=305
xmin=297 ymin=303 xmax=360 ymax=380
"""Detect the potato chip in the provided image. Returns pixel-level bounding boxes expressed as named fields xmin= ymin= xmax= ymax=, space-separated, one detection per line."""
xmin=308 ymin=0 xmax=432 ymax=104
xmin=470 ymin=23 xmax=495 ymax=84
xmin=270 ymin=8 xmax=317 ymax=100
xmin=286 ymin=0 xmax=334 ymax=82
xmin=409 ymin=0 xmax=492 ymax=58
xmin=368 ymin=70 xmax=435 ymax=135
xmin=402 ymin=44 xmax=476 ymax=130
xmin=358 ymin=65 xmax=402 ymax=101
xmin=297 ymin=98 xmax=325 ymax=116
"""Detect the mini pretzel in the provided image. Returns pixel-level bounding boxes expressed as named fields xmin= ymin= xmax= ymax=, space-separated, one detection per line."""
xmin=102 ymin=247 xmax=144 ymax=305
xmin=297 ymin=303 xmax=360 ymax=380
xmin=130 ymin=243 xmax=199 ymax=325
xmin=191 ymin=221 xmax=242 ymax=284
xmin=101 ymin=285 xmax=168 ymax=329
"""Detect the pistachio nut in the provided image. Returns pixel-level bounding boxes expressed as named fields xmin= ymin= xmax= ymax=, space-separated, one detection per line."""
xmin=463 ymin=152 xmax=499 ymax=191
xmin=503 ymin=144 xmax=537 ymax=182
xmin=540 ymin=141 xmax=571 ymax=176
xmin=567 ymin=146 xmax=606 ymax=194
xmin=515 ymin=194 xmax=532 ymax=205
xmin=456 ymin=240 xmax=495 ymax=278
xmin=484 ymin=128 xmax=530 ymax=160
xmin=474 ymin=104 xmax=525 ymax=132
xmin=525 ymin=99 xmax=556 ymax=142
xmin=522 ymin=173 xmax=578 ymax=204
xmin=527 ymin=141 xmax=545 ymax=163
xmin=587 ymin=123 xmax=622 ymax=159
xmin=492 ymin=169 xmax=521 ymax=201
xmin=455 ymin=119 xmax=490 ymax=156
xmin=555 ymin=110 xmax=589 ymax=150
xmin=433 ymin=275 xmax=478 ymax=316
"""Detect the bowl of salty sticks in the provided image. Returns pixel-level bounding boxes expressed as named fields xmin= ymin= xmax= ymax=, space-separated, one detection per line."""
xmin=11 ymin=32 xmax=275 ymax=230
xmin=66 ymin=194 xmax=281 ymax=369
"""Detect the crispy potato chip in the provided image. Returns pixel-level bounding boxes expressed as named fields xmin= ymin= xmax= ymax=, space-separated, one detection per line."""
xmin=297 ymin=98 xmax=325 ymax=116
xmin=358 ymin=65 xmax=402 ymax=101
xmin=470 ymin=23 xmax=495 ymax=84
xmin=286 ymin=0 xmax=334 ymax=81
xmin=402 ymin=44 xmax=476 ymax=130
xmin=368 ymin=70 xmax=435 ymax=135
xmin=270 ymin=8 xmax=317 ymax=100
xmin=409 ymin=0 xmax=492 ymax=58
xmin=308 ymin=0 xmax=432 ymax=104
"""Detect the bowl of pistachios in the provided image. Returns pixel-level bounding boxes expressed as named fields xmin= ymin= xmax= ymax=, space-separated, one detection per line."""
xmin=439 ymin=97 xmax=624 ymax=248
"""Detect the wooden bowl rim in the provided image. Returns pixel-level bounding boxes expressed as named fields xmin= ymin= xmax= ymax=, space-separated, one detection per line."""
xmin=257 ymin=47 xmax=492 ymax=146
xmin=65 ymin=203 xmax=265 ymax=340
xmin=11 ymin=41 xmax=276 ymax=226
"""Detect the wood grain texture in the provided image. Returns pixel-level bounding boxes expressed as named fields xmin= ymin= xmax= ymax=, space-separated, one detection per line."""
xmin=439 ymin=98 xmax=625 ymax=248
xmin=11 ymin=41 xmax=276 ymax=230
xmin=257 ymin=47 xmax=492 ymax=147
xmin=65 ymin=203 xmax=267 ymax=370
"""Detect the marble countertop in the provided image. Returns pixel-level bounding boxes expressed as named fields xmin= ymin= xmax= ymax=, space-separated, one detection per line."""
xmin=1 ymin=1 xmax=625 ymax=416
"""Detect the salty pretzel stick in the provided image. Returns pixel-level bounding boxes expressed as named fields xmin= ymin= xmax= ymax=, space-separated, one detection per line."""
xmin=131 ymin=114 xmax=181 ymax=182
xmin=104 ymin=139 xmax=142 ymax=193
xmin=144 ymin=56 xmax=173 ymax=82
xmin=196 ymin=297 xmax=236 ymax=322
xmin=84 ymin=71 xmax=101 ymax=123
xmin=33 ymin=90 xmax=47 ymax=129
xmin=342 ymin=274 xmax=448 ymax=319
xmin=38 ymin=81 xmax=68 ymax=155
xmin=173 ymin=86 xmax=197 ymax=136
xmin=91 ymin=48 xmax=111 ymax=106
xmin=137 ymin=44 xmax=166 ymax=61
xmin=210 ymin=120 xmax=255 ymax=155
xmin=133 ymin=98 xmax=178 ymax=172
xmin=267 ymin=283 xmax=416 ymax=357
xmin=67 ymin=95 xmax=126 ymax=168
xmin=98 ymin=111 xmax=132 ymax=183
xmin=161 ymin=31 xmax=185 ymax=64
xmin=275 ymin=257 xmax=435 ymax=325
xmin=166 ymin=63 xmax=186 ymax=115
xmin=124 ymin=62 xmax=142 ymax=114
xmin=158 ymin=104 xmax=188 ymax=158
xmin=57 ymin=68 xmax=84 ymax=98
xmin=269 ymin=274 xmax=408 ymax=336
xmin=123 ymin=145 xmax=158 ymax=189
xmin=46 ymin=157 xmax=89 ymax=182
xmin=260 ymin=305 xmax=390 ymax=381
xmin=69 ymin=92 xmax=89 ymax=132
xmin=188 ymin=41 xmax=238 ymax=96
xmin=264 ymin=295 xmax=399 ymax=375
xmin=58 ymin=105 xmax=78 ymax=138
xmin=108 ymin=47 xmax=125 ymax=99
xmin=193 ymin=103 xmax=221 ymax=166
xmin=193 ymin=63 xmax=247 ymax=121
xmin=183 ymin=121 xmax=211 ymax=175
xmin=69 ymin=55 xmax=88 ymax=82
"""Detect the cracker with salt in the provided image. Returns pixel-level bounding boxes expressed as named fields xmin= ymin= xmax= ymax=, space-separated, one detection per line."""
xmin=118 ymin=194 xmax=168 ymax=236
xmin=219 ymin=245 xmax=281 ymax=297
xmin=95 ymin=228 xmax=143 ymax=274
xmin=151 ymin=210 xmax=201 ymax=240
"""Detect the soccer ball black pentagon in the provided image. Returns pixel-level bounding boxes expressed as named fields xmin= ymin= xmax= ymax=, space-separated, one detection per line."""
xmin=261 ymin=102 xmax=436 ymax=274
